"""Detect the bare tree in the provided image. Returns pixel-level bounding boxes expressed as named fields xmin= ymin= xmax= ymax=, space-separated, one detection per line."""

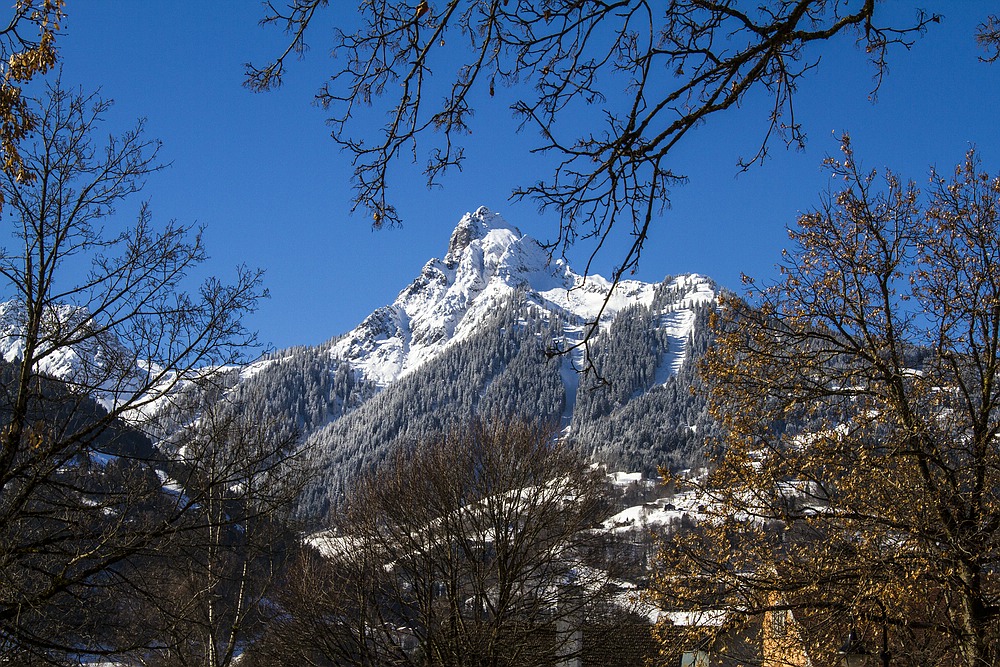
xmin=127 ymin=405 xmax=306 ymax=667
xmin=246 ymin=1 xmax=948 ymax=293
xmin=260 ymin=420 xmax=621 ymax=667
xmin=977 ymin=13 xmax=1000 ymax=62
xmin=652 ymin=139 xmax=1000 ymax=667
xmin=0 ymin=80 xmax=266 ymax=660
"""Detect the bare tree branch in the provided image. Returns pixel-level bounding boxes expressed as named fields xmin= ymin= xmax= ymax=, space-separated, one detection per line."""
xmin=0 ymin=80 xmax=269 ymax=661
xmin=246 ymin=0 xmax=943 ymax=366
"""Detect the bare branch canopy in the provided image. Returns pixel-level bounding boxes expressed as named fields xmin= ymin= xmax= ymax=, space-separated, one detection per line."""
xmin=246 ymin=1 xmax=954 ymax=285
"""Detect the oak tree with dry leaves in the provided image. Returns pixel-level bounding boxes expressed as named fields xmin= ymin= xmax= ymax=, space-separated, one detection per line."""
xmin=653 ymin=139 xmax=1000 ymax=667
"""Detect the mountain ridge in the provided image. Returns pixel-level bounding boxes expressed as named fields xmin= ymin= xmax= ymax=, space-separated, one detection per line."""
xmin=318 ymin=206 xmax=714 ymax=388
xmin=0 ymin=207 xmax=722 ymax=516
xmin=229 ymin=207 xmax=720 ymax=513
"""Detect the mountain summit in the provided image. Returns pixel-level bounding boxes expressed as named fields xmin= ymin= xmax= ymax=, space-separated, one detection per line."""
xmin=0 ymin=207 xmax=722 ymax=516
xmin=443 ymin=205 xmax=521 ymax=263
xmin=328 ymin=206 xmax=710 ymax=387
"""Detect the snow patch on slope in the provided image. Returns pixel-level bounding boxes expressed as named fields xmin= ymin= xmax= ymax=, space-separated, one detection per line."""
xmin=0 ymin=301 xmax=152 ymax=411
xmin=654 ymin=274 xmax=716 ymax=383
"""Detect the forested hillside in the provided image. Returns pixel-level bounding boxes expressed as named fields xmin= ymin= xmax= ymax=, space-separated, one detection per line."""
xmin=10 ymin=207 xmax=720 ymax=522
xmin=568 ymin=300 xmax=718 ymax=474
xmin=222 ymin=272 xmax=719 ymax=518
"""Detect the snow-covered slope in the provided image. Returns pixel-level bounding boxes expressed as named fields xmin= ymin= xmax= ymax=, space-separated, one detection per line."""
xmin=0 ymin=207 xmax=721 ymax=512
xmin=0 ymin=207 xmax=715 ymax=409
xmin=327 ymin=206 xmax=714 ymax=387
xmin=0 ymin=301 xmax=93 ymax=378
xmin=0 ymin=300 xmax=225 ymax=422
xmin=0 ymin=301 xmax=150 ymax=411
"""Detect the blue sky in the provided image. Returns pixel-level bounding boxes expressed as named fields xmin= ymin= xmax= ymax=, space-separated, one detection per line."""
xmin=49 ymin=3 xmax=1000 ymax=351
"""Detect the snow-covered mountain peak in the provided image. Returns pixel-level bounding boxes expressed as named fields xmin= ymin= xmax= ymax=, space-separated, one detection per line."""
xmin=329 ymin=208 xmax=712 ymax=387
xmin=444 ymin=206 xmax=521 ymax=266
xmin=333 ymin=208 xmax=569 ymax=384
xmin=0 ymin=300 xmax=152 ymax=411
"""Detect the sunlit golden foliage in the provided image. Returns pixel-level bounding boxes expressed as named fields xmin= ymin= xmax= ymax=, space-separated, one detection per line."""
xmin=652 ymin=139 xmax=1000 ymax=667
xmin=0 ymin=1 xmax=63 ymax=187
